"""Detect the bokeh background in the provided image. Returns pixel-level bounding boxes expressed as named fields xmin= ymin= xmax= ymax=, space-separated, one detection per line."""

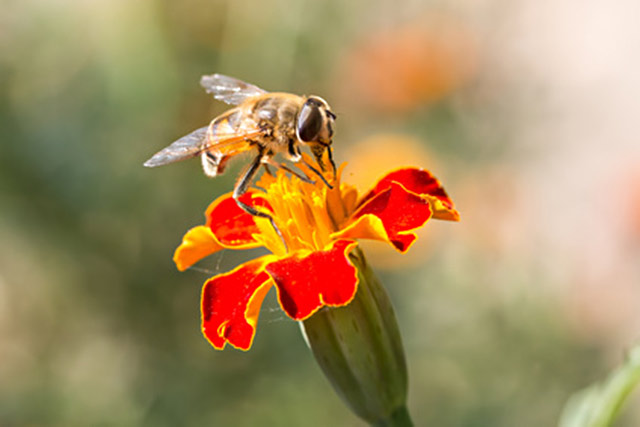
xmin=2 ymin=0 xmax=639 ymax=425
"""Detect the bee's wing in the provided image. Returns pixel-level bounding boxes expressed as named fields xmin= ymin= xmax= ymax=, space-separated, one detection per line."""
xmin=144 ymin=124 xmax=265 ymax=168
xmin=144 ymin=126 xmax=209 ymax=167
xmin=200 ymin=74 xmax=267 ymax=105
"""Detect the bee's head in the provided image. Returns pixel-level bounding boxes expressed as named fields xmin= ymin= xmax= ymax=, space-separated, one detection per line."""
xmin=297 ymin=96 xmax=335 ymax=145
xmin=296 ymin=95 xmax=336 ymax=172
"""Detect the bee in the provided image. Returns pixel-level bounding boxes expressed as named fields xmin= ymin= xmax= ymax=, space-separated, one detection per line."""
xmin=144 ymin=74 xmax=337 ymax=240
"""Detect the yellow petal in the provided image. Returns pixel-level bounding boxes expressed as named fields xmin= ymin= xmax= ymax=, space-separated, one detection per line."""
xmin=173 ymin=226 xmax=224 ymax=272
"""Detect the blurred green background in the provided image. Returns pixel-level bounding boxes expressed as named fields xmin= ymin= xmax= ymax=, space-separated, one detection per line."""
xmin=2 ymin=0 xmax=639 ymax=425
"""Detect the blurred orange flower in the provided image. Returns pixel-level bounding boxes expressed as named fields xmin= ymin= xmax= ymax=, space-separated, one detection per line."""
xmin=337 ymin=15 xmax=478 ymax=112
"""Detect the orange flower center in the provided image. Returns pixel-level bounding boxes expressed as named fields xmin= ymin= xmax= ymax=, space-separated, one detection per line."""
xmin=252 ymin=163 xmax=359 ymax=257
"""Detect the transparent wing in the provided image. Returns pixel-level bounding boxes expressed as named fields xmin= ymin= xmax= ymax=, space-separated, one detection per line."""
xmin=144 ymin=126 xmax=265 ymax=168
xmin=144 ymin=127 xmax=208 ymax=167
xmin=200 ymin=74 xmax=267 ymax=105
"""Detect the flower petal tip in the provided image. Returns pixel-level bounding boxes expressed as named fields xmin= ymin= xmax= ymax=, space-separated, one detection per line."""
xmin=200 ymin=257 xmax=274 ymax=351
xmin=173 ymin=225 xmax=225 ymax=272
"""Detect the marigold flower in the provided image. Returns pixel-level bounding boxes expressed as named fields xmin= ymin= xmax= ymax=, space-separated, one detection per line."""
xmin=173 ymin=157 xmax=459 ymax=351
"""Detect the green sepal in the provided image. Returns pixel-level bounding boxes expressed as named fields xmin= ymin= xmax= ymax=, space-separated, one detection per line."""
xmin=302 ymin=248 xmax=412 ymax=426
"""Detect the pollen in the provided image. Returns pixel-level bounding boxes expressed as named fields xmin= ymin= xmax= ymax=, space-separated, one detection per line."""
xmin=254 ymin=163 xmax=354 ymax=256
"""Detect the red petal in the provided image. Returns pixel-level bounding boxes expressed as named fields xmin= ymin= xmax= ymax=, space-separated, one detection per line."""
xmin=201 ymin=256 xmax=274 ymax=350
xmin=361 ymin=168 xmax=459 ymax=221
xmin=335 ymin=181 xmax=432 ymax=252
xmin=265 ymin=240 xmax=359 ymax=321
xmin=205 ymin=191 xmax=272 ymax=249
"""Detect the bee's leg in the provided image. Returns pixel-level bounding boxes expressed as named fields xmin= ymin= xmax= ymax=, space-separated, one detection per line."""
xmin=234 ymin=153 xmax=288 ymax=252
xmin=300 ymin=157 xmax=334 ymax=190
xmin=263 ymin=163 xmax=275 ymax=176
xmin=263 ymin=158 xmax=315 ymax=184
xmin=327 ymin=146 xmax=337 ymax=178
xmin=310 ymin=144 xmax=337 ymax=179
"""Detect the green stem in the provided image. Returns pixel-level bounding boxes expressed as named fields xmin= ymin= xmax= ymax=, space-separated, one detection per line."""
xmin=559 ymin=344 xmax=640 ymax=427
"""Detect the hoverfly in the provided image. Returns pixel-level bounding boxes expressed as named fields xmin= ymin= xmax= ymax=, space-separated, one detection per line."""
xmin=144 ymin=74 xmax=337 ymax=239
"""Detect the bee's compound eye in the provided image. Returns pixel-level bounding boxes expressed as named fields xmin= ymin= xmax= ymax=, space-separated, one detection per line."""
xmin=297 ymin=100 xmax=323 ymax=143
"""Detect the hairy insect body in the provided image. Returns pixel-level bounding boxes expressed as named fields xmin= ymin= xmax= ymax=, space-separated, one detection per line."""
xmin=201 ymin=93 xmax=305 ymax=177
xmin=144 ymin=74 xmax=336 ymax=249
